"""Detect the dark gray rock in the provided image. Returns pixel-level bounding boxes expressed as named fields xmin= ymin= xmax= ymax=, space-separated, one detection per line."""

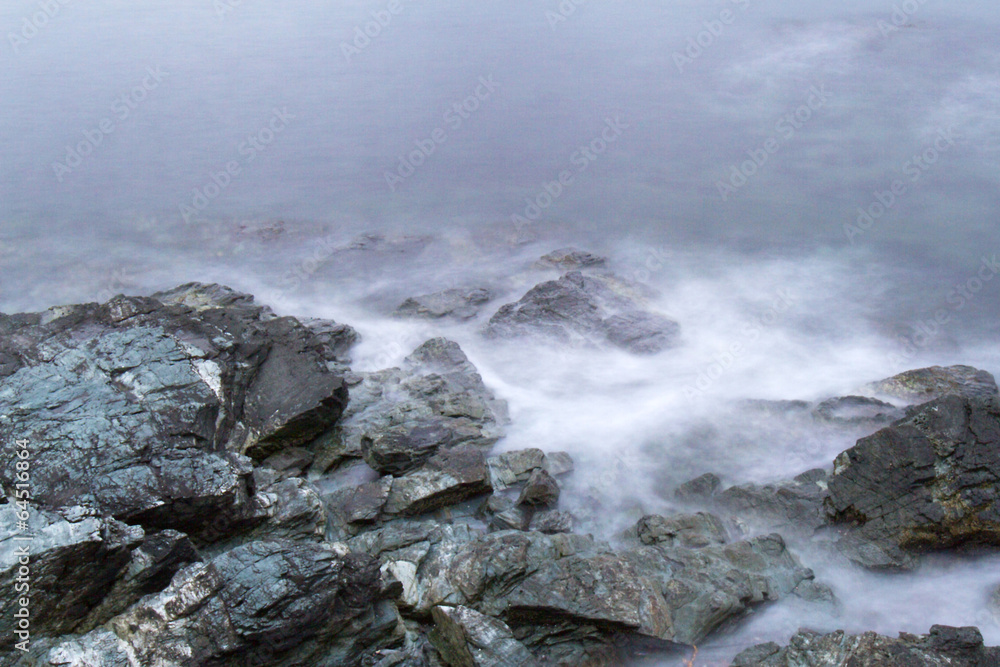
xmin=484 ymin=271 xmax=679 ymax=354
xmin=826 ymin=395 xmax=1000 ymax=569
xmin=396 ymin=288 xmax=494 ymax=321
xmin=486 ymin=449 xmax=573 ymax=491
xmin=430 ymin=605 xmax=538 ymax=667
xmin=384 ymin=448 xmax=493 ymax=517
xmin=516 ymin=469 xmax=560 ymax=508
xmin=0 ymin=508 xmax=143 ymax=647
xmin=674 ymin=473 xmax=723 ymax=502
xmin=319 ymin=338 xmax=507 ymax=474
xmin=733 ymin=625 xmax=1000 ymax=666
xmin=715 ymin=469 xmax=830 ymax=534
xmin=0 ymin=284 xmax=352 ymax=538
xmin=261 ymin=446 xmax=316 ymax=480
xmin=635 ymin=512 xmax=728 ymax=548
xmin=528 ymin=510 xmax=573 ymax=535
xmin=862 ymin=364 xmax=999 ymax=404
xmin=42 ymin=540 xmax=393 ymax=667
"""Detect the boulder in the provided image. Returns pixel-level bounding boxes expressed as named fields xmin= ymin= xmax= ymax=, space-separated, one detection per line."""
xmin=516 ymin=469 xmax=560 ymax=508
xmin=395 ymin=288 xmax=494 ymax=321
xmin=483 ymin=271 xmax=679 ymax=354
xmin=486 ymin=449 xmax=573 ymax=491
xmin=826 ymin=394 xmax=1000 ymax=569
xmin=732 ymin=625 xmax=1000 ymax=666
xmin=862 ymin=365 xmax=998 ymax=404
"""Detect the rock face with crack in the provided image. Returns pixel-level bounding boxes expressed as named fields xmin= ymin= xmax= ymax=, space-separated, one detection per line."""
xmin=826 ymin=394 xmax=1000 ymax=569
xmin=733 ymin=625 xmax=1000 ymax=666
xmin=483 ymin=271 xmax=680 ymax=354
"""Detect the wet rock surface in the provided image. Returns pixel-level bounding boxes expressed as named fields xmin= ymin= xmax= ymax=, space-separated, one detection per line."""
xmin=4 ymin=285 xmax=999 ymax=665
xmin=483 ymin=271 xmax=680 ymax=354
xmin=733 ymin=625 xmax=1000 ymax=666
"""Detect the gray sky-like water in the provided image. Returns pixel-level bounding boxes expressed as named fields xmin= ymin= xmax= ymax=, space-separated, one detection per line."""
xmin=3 ymin=1 xmax=1000 ymax=663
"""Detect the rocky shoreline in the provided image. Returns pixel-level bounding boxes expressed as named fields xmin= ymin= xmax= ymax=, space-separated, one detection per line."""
xmin=1 ymin=259 xmax=999 ymax=666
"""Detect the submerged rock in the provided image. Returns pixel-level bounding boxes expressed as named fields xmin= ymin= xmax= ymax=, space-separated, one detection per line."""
xmin=826 ymin=394 xmax=1000 ymax=569
xmin=534 ymin=247 xmax=607 ymax=271
xmin=395 ymin=288 xmax=494 ymax=321
xmin=812 ymin=395 xmax=904 ymax=426
xmin=483 ymin=271 xmax=679 ymax=354
xmin=733 ymin=625 xmax=1000 ymax=666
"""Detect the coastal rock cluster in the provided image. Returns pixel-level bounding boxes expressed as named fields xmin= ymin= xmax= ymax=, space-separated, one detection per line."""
xmin=1 ymin=253 xmax=999 ymax=666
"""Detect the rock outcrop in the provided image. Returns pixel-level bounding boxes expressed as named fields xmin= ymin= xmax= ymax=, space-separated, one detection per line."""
xmin=484 ymin=271 xmax=679 ymax=354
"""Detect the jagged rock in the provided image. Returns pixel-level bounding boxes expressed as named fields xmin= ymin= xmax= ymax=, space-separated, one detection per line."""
xmin=516 ymin=469 xmax=560 ymax=508
xmin=635 ymin=512 xmax=728 ymax=548
xmin=826 ymin=394 xmax=1000 ymax=569
xmin=384 ymin=448 xmax=493 ymax=517
xmin=486 ymin=449 xmax=573 ymax=491
xmin=862 ymin=364 xmax=999 ymax=404
xmin=0 ymin=284 xmax=351 ymax=538
xmin=674 ymin=473 xmax=723 ymax=502
xmin=244 ymin=474 xmax=328 ymax=544
xmin=732 ymin=625 xmax=1000 ymax=666
xmin=430 ymin=605 xmax=538 ymax=667
xmin=38 ymin=540 xmax=391 ymax=667
xmin=812 ymin=396 xmax=904 ymax=425
xmin=534 ymin=248 xmax=607 ymax=270
xmin=321 ymin=338 xmax=507 ymax=474
xmin=0 ymin=507 xmax=153 ymax=648
xmin=528 ymin=510 xmax=573 ymax=535
xmin=483 ymin=271 xmax=680 ymax=354
xmin=396 ymin=288 xmax=494 ymax=321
